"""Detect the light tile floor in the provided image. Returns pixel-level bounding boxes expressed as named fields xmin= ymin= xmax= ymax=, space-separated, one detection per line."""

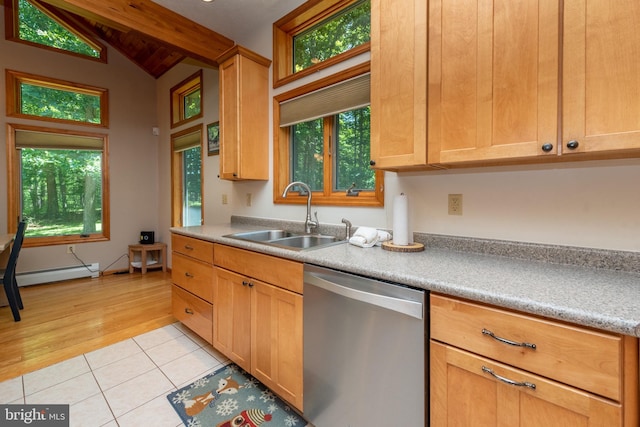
xmin=0 ymin=323 xmax=230 ymax=427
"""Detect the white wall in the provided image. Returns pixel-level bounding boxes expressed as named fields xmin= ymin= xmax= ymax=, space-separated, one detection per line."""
xmin=0 ymin=6 xmax=160 ymax=273
xmin=155 ymin=1 xmax=640 ymax=253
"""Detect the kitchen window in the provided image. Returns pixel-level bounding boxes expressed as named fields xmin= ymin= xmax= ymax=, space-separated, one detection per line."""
xmin=273 ymin=0 xmax=370 ymax=87
xmin=171 ymin=125 xmax=204 ymax=227
xmin=6 ymin=0 xmax=106 ymax=62
xmin=6 ymin=123 xmax=110 ymax=247
xmin=170 ymin=70 xmax=203 ymax=128
xmin=6 ymin=70 xmax=109 ymax=127
xmin=274 ymin=65 xmax=383 ymax=207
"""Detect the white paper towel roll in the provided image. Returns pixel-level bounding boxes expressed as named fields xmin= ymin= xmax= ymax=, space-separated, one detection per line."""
xmin=393 ymin=193 xmax=410 ymax=245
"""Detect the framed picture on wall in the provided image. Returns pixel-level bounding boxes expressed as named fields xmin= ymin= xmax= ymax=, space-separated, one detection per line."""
xmin=207 ymin=121 xmax=220 ymax=156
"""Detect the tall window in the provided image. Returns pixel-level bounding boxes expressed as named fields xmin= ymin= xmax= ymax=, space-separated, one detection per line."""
xmin=170 ymin=71 xmax=203 ymax=128
xmin=171 ymin=126 xmax=203 ymax=227
xmin=274 ymin=66 xmax=383 ymax=207
xmin=7 ymin=124 xmax=110 ymax=246
xmin=6 ymin=0 xmax=106 ymax=62
xmin=273 ymin=0 xmax=370 ymax=87
xmin=6 ymin=70 xmax=109 ymax=128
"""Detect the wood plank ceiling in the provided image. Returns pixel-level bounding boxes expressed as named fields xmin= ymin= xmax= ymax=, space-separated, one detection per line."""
xmin=32 ymin=0 xmax=236 ymax=78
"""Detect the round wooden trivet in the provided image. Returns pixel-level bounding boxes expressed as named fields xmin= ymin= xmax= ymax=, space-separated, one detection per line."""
xmin=381 ymin=241 xmax=425 ymax=252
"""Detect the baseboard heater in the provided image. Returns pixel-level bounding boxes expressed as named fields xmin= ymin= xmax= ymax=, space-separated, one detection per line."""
xmin=17 ymin=263 xmax=100 ymax=287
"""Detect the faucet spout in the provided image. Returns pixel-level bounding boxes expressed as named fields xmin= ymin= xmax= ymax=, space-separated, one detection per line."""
xmin=282 ymin=181 xmax=318 ymax=234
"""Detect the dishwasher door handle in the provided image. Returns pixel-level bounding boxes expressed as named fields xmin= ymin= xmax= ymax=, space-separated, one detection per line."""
xmin=305 ymin=271 xmax=423 ymax=319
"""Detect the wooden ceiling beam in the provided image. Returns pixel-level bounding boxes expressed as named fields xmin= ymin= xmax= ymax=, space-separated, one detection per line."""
xmin=37 ymin=0 xmax=235 ymax=64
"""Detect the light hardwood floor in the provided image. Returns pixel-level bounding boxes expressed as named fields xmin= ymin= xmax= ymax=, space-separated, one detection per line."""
xmin=0 ymin=271 xmax=175 ymax=382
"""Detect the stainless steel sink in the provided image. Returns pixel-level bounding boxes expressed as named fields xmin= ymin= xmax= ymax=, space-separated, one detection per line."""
xmin=228 ymin=229 xmax=296 ymax=242
xmin=270 ymin=235 xmax=340 ymax=249
xmin=224 ymin=229 xmax=344 ymax=251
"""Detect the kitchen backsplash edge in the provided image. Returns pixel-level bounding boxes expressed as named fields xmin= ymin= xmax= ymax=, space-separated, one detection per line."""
xmin=230 ymin=215 xmax=640 ymax=273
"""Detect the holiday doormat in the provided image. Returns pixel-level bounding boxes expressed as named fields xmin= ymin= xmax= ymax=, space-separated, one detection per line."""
xmin=167 ymin=363 xmax=307 ymax=427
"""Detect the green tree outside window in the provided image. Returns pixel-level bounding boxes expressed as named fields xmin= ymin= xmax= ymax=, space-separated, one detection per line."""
xmin=17 ymin=0 xmax=100 ymax=58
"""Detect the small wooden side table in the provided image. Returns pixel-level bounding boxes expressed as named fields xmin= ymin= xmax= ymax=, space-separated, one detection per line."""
xmin=128 ymin=242 xmax=167 ymax=274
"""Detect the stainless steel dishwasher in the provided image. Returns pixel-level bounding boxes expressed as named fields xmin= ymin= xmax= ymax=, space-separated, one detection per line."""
xmin=303 ymin=264 xmax=427 ymax=427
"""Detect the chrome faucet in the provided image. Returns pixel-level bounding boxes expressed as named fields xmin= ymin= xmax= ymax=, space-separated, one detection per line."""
xmin=282 ymin=181 xmax=319 ymax=234
xmin=341 ymin=218 xmax=352 ymax=240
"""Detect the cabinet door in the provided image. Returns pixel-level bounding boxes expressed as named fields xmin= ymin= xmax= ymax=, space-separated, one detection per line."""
xmin=431 ymin=342 xmax=622 ymax=426
xmin=212 ymin=267 xmax=251 ymax=371
xmin=370 ymin=0 xmax=428 ymax=169
xmin=562 ymin=0 xmax=640 ymax=155
xmin=219 ymin=55 xmax=241 ymax=180
xmin=428 ymin=0 xmax=559 ymax=164
xmin=251 ymin=280 xmax=303 ymax=411
xmin=218 ymin=47 xmax=270 ymax=180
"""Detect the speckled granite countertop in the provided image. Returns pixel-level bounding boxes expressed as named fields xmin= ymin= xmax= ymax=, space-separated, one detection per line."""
xmin=171 ymin=219 xmax=640 ymax=338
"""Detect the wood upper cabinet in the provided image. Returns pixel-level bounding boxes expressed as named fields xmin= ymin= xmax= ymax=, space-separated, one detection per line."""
xmin=428 ymin=0 xmax=640 ymax=165
xmin=369 ymin=0 xmax=428 ymax=170
xmin=562 ymin=0 xmax=640 ymax=156
xmin=217 ymin=45 xmax=271 ymax=180
xmin=428 ymin=0 xmax=560 ymax=164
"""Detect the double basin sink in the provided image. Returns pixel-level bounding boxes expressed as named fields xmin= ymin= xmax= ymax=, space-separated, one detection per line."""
xmin=224 ymin=229 xmax=344 ymax=251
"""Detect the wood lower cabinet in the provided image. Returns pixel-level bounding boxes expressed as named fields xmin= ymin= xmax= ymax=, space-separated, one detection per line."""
xmin=213 ymin=244 xmax=304 ymax=410
xmin=212 ymin=267 xmax=251 ymax=369
xmin=251 ymin=278 xmax=303 ymax=409
xmin=430 ymin=294 xmax=639 ymax=426
xmin=431 ymin=342 xmax=622 ymax=426
xmin=172 ymin=285 xmax=213 ymax=344
xmin=171 ymin=233 xmax=214 ymax=344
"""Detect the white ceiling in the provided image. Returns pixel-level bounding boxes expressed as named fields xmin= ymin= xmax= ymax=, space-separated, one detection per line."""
xmin=151 ymin=0 xmax=306 ymax=44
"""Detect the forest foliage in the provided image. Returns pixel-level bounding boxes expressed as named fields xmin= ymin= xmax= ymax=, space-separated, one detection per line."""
xmin=16 ymin=0 xmax=103 ymax=237
xmin=292 ymin=0 xmax=373 ymax=192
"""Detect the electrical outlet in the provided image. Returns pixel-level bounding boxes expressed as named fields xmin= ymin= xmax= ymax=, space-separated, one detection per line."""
xmin=67 ymin=244 xmax=76 ymax=254
xmin=448 ymin=194 xmax=463 ymax=215
xmin=246 ymin=193 xmax=252 ymax=207
xmin=222 ymin=194 xmax=228 ymax=205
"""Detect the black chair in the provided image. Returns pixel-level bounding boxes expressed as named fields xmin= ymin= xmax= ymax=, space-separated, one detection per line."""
xmin=1 ymin=221 xmax=27 ymax=321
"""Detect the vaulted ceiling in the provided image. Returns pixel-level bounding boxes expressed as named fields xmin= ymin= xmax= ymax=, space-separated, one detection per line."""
xmin=22 ymin=0 xmax=237 ymax=78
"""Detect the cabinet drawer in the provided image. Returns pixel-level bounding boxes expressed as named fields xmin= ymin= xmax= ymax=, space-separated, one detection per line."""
xmin=172 ymin=253 xmax=213 ymax=302
xmin=172 ymin=234 xmax=214 ymax=264
xmin=214 ymin=244 xmax=303 ymax=294
xmin=431 ymin=294 xmax=623 ymax=401
xmin=172 ymin=284 xmax=213 ymax=344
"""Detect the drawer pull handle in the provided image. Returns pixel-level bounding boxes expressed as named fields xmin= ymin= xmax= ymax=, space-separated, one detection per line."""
xmin=482 ymin=329 xmax=536 ymax=350
xmin=184 ymin=245 xmax=194 ymax=250
xmin=185 ymin=308 xmax=194 ymax=315
xmin=482 ymin=366 xmax=536 ymax=390
xmin=185 ymin=272 xmax=194 ymax=278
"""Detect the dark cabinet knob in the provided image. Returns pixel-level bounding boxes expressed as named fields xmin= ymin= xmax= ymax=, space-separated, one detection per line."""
xmin=566 ymin=140 xmax=579 ymax=150
xmin=369 ymin=160 xmax=376 ymax=166
xmin=541 ymin=143 xmax=554 ymax=152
